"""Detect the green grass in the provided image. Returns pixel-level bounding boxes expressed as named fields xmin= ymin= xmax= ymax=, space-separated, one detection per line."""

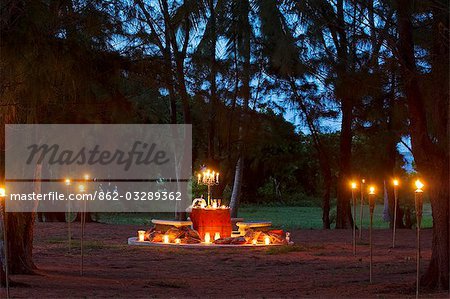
xmin=94 ymin=204 xmax=433 ymax=230
xmin=238 ymin=203 xmax=433 ymax=230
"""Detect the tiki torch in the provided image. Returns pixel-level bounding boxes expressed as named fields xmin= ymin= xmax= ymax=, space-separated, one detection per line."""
xmin=392 ymin=179 xmax=399 ymax=248
xmin=359 ymin=179 xmax=365 ymax=239
xmin=351 ymin=181 xmax=357 ymax=255
xmin=0 ymin=187 xmax=9 ymax=299
xmin=64 ymin=178 xmax=72 ymax=252
xmin=414 ymin=180 xmax=424 ymax=299
xmin=368 ymin=185 xmax=376 ymax=283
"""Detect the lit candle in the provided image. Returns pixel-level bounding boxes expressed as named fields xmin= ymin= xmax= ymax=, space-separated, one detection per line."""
xmin=175 ymin=238 xmax=181 ymax=244
xmin=216 ymin=173 xmax=219 ymax=183
xmin=252 ymin=239 xmax=257 ymax=245
xmin=163 ymin=235 xmax=170 ymax=244
xmin=138 ymin=230 xmax=146 ymax=242
xmin=197 ymin=174 xmax=201 ymax=184
xmin=204 ymin=232 xmax=211 ymax=244
xmin=65 ymin=178 xmax=71 ymax=186
xmin=214 ymin=232 xmax=220 ymax=240
xmin=264 ymin=236 xmax=270 ymax=245
xmin=212 ymin=201 xmax=217 ymax=209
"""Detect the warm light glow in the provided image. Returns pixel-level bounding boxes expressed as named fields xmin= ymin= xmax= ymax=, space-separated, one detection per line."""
xmin=84 ymin=174 xmax=90 ymax=181
xmin=252 ymin=239 xmax=257 ymax=245
xmin=351 ymin=182 xmax=357 ymax=189
xmin=204 ymin=232 xmax=211 ymax=244
xmin=362 ymin=179 xmax=366 ymax=184
xmin=264 ymin=236 xmax=270 ymax=245
xmin=212 ymin=201 xmax=218 ymax=209
xmin=214 ymin=232 xmax=220 ymax=240
xmin=393 ymin=179 xmax=399 ymax=186
xmin=0 ymin=187 xmax=5 ymax=197
xmin=163 ymin=235 xmax=170 ymax=244
xmin=138 ymin=230 xmax=145 ymax=242
xmin=369 ymin=186 xmax=375 ymax=195
xmin=78 ymin=184 xmax=85 ymax=193
xmin=415 ymin=180 xmax=424 ymax=192
xmin=65 ymin=178 xmax=71 ymax=186
xmin=175 ymin=238 xmax=181 ymax=244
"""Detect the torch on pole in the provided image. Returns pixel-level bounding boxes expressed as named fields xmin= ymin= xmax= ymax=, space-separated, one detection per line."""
xmin=351 ymin=181 xmax=357 ymax=255
xmin=0 ymin=187 xmax=9 ymax=299
xmin=392 ymin=179 xmax=399 ymax=248
xmin=368 ymin=186 xmax=376 ymax=284
xmin=359 ymin=179 xmax=365 ymax=239
xmin=414 ymin=180 xmax=424 ymax=299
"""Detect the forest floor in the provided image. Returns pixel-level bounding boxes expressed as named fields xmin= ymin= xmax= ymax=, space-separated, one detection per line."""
xmin=6 ymin=222 xmax=448 ymax=298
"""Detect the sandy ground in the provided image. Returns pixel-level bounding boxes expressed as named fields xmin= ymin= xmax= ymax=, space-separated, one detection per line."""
xmin=5 ymin=222 xmax=449 ymax=298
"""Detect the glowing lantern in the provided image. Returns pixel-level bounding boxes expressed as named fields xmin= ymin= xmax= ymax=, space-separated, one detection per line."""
xmin=204 ymin=232 xmax=211 ymax=244
xmin=415 ymin=180 xmax=424 ymax=192
xmin=175 ymin=238 xmax=181 ymax=244
xmin=264 ymin=236 xmax=270 ymax=245
xmin=252 ymin=239 xmax=257 ymax=245
xmin=163 ymin=235 xmax=170 ymax=244
xmin=214 ymin=232 xmax=220 ymax=240
xmin=138 ymin=230 xmax=145 ymax=242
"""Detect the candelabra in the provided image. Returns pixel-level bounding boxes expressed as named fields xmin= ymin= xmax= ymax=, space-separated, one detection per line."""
xmin=197 ymin=169 xmax=219 ymax=206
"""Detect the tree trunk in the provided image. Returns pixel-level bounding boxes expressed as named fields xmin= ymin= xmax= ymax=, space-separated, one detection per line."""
xmin=207 ymin=0 xmax=217 ymax=163
xmin=335 ymin=98 xmax=353 ymax=228
xmin=229 ymin=157 xmax=243 ymax=218
xmin=397 ymin=0 xmax=449 ymax=290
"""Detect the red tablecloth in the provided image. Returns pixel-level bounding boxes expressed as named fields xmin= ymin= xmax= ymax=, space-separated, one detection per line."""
xmin=190 ymin=208 xmax=232 ymax=240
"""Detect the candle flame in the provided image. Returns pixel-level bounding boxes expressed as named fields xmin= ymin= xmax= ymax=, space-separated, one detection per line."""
xmin=175 ymin=238 xmax=181 ymax=244
xmin=415 ymin=180 xmax=424 ymax=192
xmin=214 ymin=232 xmax=220 ymax=240
xmin=138 ymin=230 xmax=145 ymax=242
xmin=0 ymin=187 xmax=5 ymax=197
xmin=351 ymin=182 xmax=357 ymax=189
xmin=369 ymin=186 xmax=375 ymax=195
xmin=264 ymin=236 xmax=270 ymax=245
xmin=84 ymin=174 xmax=90 ymax=181
xmin=204 ymin=232 xmax=211 ymax=244
xmin=65 ymin=178 xmax=71 ymax=186
xmin=393 ymin=179 xmax=399 ymax=186
xmin=362 ymin=179 xmax=366 ymax=184
xmin=252 ymin=239 xmax=257 ymax=245
xmin=163 ymin=235 xmax=170 ymax=244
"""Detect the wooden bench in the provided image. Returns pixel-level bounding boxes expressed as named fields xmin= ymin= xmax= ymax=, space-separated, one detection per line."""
xmin=236 ymin=221 xmax=272 ymax=235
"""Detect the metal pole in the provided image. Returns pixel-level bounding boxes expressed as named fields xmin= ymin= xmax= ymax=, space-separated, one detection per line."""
xmin=414 ymin=190 xmax=423 ymax=299
xmin=359 ymin=180 xmax=365 ymax=239
xmin=352 ymin=189 xmax=356 ymax=255
xmin=1 ymin=199 xmax=10 ymax=299
xmin=392 ymin=186 xmax=398 ymax=248
xmin=81 ymin=202 xmax=86 ymax=276
xmin=368 ymin=191 xmax=375 ymax=284
xmin=66 ymin=185 xmax=71 ymax=252
xmin=207 ymin=185 xmax=211 ymax=206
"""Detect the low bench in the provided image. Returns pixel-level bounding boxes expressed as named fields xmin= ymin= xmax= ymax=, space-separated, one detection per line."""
xmin=151 ymin=219 xmax=193 ymax=232
xmin=236 ymin=221 xmax=272 ymax=235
